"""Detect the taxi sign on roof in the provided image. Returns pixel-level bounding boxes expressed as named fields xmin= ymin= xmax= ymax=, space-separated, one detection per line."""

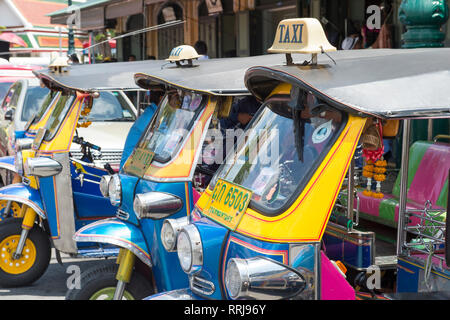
xmin=268 ymin=18 xmax=336 ymax=54
xmin=166 ymin=45 xmax=200 ymax=62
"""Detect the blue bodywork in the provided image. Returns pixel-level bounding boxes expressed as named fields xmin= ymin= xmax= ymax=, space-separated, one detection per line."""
xmin=0 ymin=106 xmax=157 ymax=257
xmin=147 ymin=212 xmax=299 ymax=300
xmin=0 ymin=183 xmax=45 ymax=218
xmin=0 ymin=156 xmax=16 ymax=174
xmin=75 ymin=174 xmax=192 ymax=292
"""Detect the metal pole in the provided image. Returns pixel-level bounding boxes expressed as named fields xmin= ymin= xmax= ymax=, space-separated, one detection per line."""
xmin=67 ymin=0 xmax=75 ymax=56
xmin=427 ymin=119 xmax=433 ymax=141
xmin=347 ymin=158 xmax=355 ymax=230
xmin=59 ymin=27 xmax=62 ymax=55
xmin=396 ymin=119 xmax=411 ymax=256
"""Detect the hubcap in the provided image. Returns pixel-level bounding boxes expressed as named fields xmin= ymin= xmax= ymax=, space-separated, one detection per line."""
xmin=0 ymin=201 xmax=21 ymax=221
xmin=0 ymin=235 xmax=36 ymax=274
xmin=90 ymin=287 xmax=134 ymax=300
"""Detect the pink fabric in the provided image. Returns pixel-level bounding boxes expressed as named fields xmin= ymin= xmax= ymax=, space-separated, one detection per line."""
xmin=356 ymin=191 xmax=441 ymax=226
xmin=410 ymin=253 xmax=448 ymax=270
xmin=355 ymin=192 xmax=395 ymax=217
xmin=392 ymin=201 xmax=440 ymax=226
xmin=192 ymin=188 xmax=201 ymax=205
xmin=320 ymin=251 xmax=355 ymax=300
xmin=408 ymin=143 xmax=450 ymax=206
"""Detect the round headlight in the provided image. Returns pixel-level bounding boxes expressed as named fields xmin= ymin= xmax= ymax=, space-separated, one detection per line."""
xmin=225 ymin=258 xmax=249 ymax=299
xmin=99 ymin=175 xmax=112 ymax=197
xmin=177 ymin=224 xmax=202 ymax=274
xmin=108 ymin=174 xmax=121 ymax=206
xmin=14 ymin=151 xmax=23 ymax=176
xmin=161 ymin=217 xmax=189 ymax=252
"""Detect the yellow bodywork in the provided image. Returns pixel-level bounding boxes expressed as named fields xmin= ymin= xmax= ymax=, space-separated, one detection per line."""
xmin=142 ymin=96 xmax=217 ymax=181
xmin=196 ymin=84 xmax=366 ymax=243
xmin=37 ymin=97 xmax=84 ymax=155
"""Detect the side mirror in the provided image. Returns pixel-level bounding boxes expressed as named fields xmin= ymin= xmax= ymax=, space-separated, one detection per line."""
xmin=4 ymin=109 xmax=14 ymax=121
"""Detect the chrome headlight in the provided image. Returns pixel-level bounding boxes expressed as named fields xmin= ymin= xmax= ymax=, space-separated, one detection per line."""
xmin=161 ymin=216 xmax=189 ymax=252
xmin=177 ymin=224 xmax=203 ymax=274
xmin=108 ymin=174 xmax=122 ymax=206
xmin=14 ymin=151 xmax=23 ymax=175
xmin=133 ymin=192 xmax=183 ymax=220
xmin=99 ymin=175 xmax=112 ymax=197
xmin=15 ymin=138 xmax=33 ymax=152
xmin=224 ymin=257 xmax=306 ymax=300
xmin=23 ymin=157 xmax=62 ymax=177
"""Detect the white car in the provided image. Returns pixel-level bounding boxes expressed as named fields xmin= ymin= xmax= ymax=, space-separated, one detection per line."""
xmin=70 ymin=90 xmax=138 ymax=171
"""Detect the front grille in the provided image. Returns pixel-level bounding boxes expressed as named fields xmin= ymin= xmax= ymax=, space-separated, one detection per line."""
xmin=70 ymin=150 xmax=123 ymax=165
xmin=190 ymin=275 xmax=215 ymax=296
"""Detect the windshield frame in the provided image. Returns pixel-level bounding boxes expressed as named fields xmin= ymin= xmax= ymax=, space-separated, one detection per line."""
xmin=208 ymin=93 xmax=348 ymax=218
xmin=25 ymin=91 xmax=60 ymax=130
xmin=133 ymin=91 xmax=207 ymax=165
xmin=42 ymin=90 xmax=77 ymax=142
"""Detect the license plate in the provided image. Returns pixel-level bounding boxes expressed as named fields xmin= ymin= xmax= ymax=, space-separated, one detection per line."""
xmin=203 ymin=179 xmax=252 ymax=230
xmin=123 ymin=148 xmax=154 ymax=177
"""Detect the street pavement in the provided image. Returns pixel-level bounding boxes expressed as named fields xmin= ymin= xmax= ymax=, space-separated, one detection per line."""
xmin=0 ymin=250 xmax=113 ymax=300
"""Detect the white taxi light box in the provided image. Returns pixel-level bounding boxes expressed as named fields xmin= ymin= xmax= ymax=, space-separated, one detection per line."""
xmin=166 ymin=45 xmax=200 ymax=62
xmin=268 ymin=18 xmax=336 ymax=54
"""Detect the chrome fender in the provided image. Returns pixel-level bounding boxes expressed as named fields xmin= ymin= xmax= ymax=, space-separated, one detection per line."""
xmin=0 ymin=156 xmax=16 ymax=173
xmin=74 ymin=218 xmax=152 ymax=267
xmin=0 ymin=183 xmax=45 ymax=219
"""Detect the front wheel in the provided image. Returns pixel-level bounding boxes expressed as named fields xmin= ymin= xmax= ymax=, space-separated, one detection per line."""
xmin=65 ymin=262 xmax=154 ymax=300
xmin=0 ymin=218 xmax=51 ymax=287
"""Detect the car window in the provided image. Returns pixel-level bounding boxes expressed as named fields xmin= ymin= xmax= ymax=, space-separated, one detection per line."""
xmin=84 ymin=91 xmax=136 ymax=121
xmin=0 ymin=82 xmax=13 ymax=104
xmin=1 ymin=82 xmax=22 ymax=111
xmin=21 ymin=86 xmax=50 ymax=121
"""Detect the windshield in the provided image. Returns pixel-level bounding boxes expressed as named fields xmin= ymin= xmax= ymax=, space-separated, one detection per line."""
xmin=21 ymin=86 xmax=51 ymax=121
xmin=209 ymin=94 xmax=345 ymax=215
xmin=43 ymin=92 xmax=75 ymax=141
xmin=81 ymin=91 xmax=135 ymax=122
xmin=27 ymin=91 xmax=59 ymax=127
xmin=136 ymin=91 xmax=204 ymax=163
xmin=0 ymin=82 xmax=12 ymax=102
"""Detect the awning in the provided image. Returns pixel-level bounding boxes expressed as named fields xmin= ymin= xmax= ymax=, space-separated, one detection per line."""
xmin=0 ymin=32 xmax=27 ymax=47
xmin=8 ymin=28 xmax=88 ymax=53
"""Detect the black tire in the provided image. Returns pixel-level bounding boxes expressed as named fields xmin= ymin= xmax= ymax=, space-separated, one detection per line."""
xmin=0 ymin=218 xmax=51 ymax=287
xmin=65 ymin=262 xmax=154 ymax=300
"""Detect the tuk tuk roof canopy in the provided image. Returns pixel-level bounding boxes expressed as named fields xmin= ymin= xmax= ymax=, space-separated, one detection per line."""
xmin=134 ymin=54 xmax=285 ymax=96
xmin=33 ymin=59 xmax=166 ymax=92
xmin=245 ymin=48 xmax=450 ymax=119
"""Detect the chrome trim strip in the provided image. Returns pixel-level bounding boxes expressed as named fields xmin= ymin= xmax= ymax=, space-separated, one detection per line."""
xmin=0 ymin=194 xmax=45 ymax=219
xmin=74 ymin=234 xmax=152 ymax=268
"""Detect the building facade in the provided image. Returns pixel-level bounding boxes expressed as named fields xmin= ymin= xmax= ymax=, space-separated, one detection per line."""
xmin=0 ymin=0 xmax=87 ymax=61
xmin=47 ymin=0 xmax=450 ymax=61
